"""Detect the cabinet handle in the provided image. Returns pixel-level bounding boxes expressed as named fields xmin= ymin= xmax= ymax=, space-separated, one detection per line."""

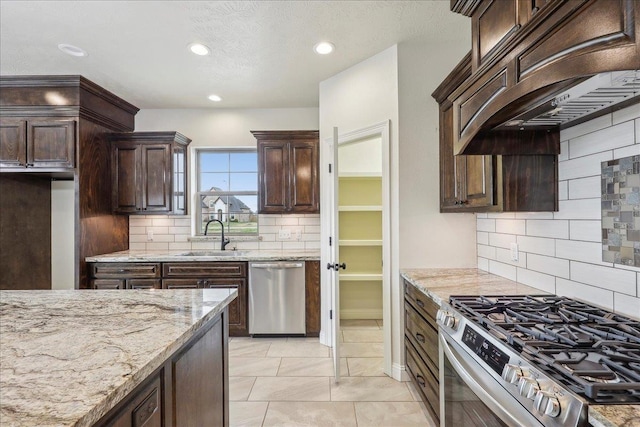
xmin=416 ymin=374 xmax=426 ymax=388
xmin=415 ymin=332 xmax=425 ymax=343
xmin=416 ymin=299 xmax=425 ymax=308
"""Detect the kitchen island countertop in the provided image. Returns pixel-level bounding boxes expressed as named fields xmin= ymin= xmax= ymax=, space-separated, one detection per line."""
xmin=86 ymin=249 xmax=320 ymax=262
xmin=0 ymin=288 xmax=236 ymax=427
xmin=401 ymin=268 xmax=639 ymax=427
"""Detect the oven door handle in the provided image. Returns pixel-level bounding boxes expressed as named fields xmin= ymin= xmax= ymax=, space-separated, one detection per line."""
xmin=439 ymin=332 xmax=540 ymax=427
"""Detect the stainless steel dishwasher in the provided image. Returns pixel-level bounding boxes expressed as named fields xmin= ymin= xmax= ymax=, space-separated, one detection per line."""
xmin=248 ymin=261 xmax=306 ymax=335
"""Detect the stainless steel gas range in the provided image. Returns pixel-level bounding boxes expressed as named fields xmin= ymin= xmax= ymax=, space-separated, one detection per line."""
xmin=436 ymin=295 xmax=640 ymax=427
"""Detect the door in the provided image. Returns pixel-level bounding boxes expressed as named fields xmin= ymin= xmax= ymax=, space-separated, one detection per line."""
xmin=327 ymin=127 xmax=342 ymax=382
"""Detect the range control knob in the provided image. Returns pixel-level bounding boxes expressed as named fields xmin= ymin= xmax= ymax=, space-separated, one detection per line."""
xmin=518 ymin=377 xmax=540 ymax=400
xmin=436 ymin=310 xmax=458 ymax=330
xmin=534 ymin=391 xmax=561 ymax=417
xmin=501 ymin=364 xmax=523 ymax=385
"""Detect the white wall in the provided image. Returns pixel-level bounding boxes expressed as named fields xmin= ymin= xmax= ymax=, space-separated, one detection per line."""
xmin=51 ymin=180 xmax=75 ymax=290
xmin=477 ymin=104 xmax=640 ymax=319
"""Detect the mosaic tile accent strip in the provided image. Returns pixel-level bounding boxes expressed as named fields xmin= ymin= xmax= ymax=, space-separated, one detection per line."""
xmin=601 ymin=155 xmax=640 ymax=267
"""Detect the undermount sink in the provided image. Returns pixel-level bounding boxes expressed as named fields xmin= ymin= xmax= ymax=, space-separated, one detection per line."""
xmin=178 ymin=251 xmax=246 ymax=257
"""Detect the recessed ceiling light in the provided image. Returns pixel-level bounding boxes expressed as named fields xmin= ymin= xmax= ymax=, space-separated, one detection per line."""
xmin=314 ymin=42 xmax=335 ymax=55
xmin=189 ymin=43 xmax=210 ymax=56
xmin=208 ymin=94 xmax=222 ymax=102
xmin=58 ymin=43 xmax=88 ymax=57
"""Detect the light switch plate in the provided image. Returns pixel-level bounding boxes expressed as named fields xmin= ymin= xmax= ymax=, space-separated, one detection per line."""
xmin=510 ymin=243 xmax=519 ymax=261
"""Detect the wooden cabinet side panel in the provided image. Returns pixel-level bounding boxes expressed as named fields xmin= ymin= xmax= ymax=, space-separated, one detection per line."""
xmin=172 ymin=315 xmax=225 ymax=427
xmin=258 ymin=143 xmax=288 ymax=212
xmin=290 ymin=142 xmax=319 ymax=212
xmin=439 ymin=106 xmax=460 ymax=210
xmin=0 ymin=118 xmax=26 ymax=167
xmin=305 ymin=261 xmax=321 ymax=336
xmin=0 ymin=174 xmax=51 ymax=289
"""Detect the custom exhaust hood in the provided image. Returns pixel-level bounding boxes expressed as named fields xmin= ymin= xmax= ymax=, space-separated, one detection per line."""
xmin=496 ymin=70 xmax=640 ymax=130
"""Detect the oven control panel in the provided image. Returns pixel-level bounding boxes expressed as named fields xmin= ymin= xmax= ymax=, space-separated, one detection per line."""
xmin=461 ymin=325 xmax=510 ymax=375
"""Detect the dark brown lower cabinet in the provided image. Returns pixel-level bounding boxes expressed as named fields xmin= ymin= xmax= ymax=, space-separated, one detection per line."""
xmin=404 ymin=279 xmax=440 ymax=423
xmin=96 ymin=308 xmax=228 ymax=427
xmin=305 ymin=260 xmax=321 ymax=337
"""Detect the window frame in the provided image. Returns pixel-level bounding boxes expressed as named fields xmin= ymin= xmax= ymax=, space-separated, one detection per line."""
xmin=195 ymin=147 xmax=258 ymax=236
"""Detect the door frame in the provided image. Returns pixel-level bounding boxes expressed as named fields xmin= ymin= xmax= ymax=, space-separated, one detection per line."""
xmin=320 ymin=120 xmax=391 ymax=377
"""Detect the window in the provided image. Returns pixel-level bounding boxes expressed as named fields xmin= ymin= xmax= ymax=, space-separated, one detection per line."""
xmin=196 ymin=149 xmax=258 ymax=235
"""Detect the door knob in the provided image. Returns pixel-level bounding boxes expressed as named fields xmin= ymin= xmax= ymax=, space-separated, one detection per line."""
xmin=326 ymin=263 xmax=347 ymax=271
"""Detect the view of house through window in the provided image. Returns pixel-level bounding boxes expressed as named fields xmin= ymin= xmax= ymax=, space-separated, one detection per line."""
xmin=196 ymin=149 xmax=258 ymax=235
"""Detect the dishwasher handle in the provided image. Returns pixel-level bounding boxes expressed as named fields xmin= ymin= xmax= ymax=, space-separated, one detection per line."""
xmin=251 ymin=262 xmax=304 ymax=269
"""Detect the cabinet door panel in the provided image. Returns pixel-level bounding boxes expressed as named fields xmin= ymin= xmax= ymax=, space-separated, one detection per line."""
xmin=113 ymin=143 xmax=141 ymax=213
xmin=0 ymin=119 xmax=27 ymax=168
xmin=27 ymin=120 xmax=75 ymax=169
xmin=290 ymin=142 xmax=318 ymax=212
xmin=142 ymin=144 xmax=171 ymax=212
xmin=259 ymin=143 xmax=288 ymax=213
xmin=201 ymin=278 xmax=247 ymax=335
xmin=462 ymin=155 xmax=494 ymax=208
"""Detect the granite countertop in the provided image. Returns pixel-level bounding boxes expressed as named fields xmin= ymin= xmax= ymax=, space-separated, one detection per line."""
xmin=0 ymin=288 xmax=237 ymax=427
xmin=86 ymin=249 xmax=321 ymax=262
xmin=401 ymin=268 xmax=640 ymax=427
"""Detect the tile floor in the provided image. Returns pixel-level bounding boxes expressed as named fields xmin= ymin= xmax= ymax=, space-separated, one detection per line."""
xmin=229 ymin=319 xmax=438 ymax=426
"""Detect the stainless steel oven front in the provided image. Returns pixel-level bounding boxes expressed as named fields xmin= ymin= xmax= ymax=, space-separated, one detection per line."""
xmin=438 ymin=329 xmax=545 ymax=427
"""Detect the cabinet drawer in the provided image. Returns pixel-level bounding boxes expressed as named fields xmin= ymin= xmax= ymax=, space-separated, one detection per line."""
xmin=163 ymin=262 xmax=246 ymax=278
xmin=128 ymin=279 xmax=162 ymax=290
xmin=97 ymin=373 xmax=162 ymax=427
xmin=162 ymin=279 xmax=201 ymax=289
xmin=405 ymin=302 xmax=439 ymax=373
xmin=404 ymin=280 xmax=439 ymax=328
xmin=92 ymin=279 xmax=125 ymax=290
xmin=406 ymin=338 xmax=440 ymax=423
xmin=91 ymin=263 xmax=161 ymax=279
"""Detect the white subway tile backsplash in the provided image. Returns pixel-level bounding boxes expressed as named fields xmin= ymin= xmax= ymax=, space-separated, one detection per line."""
xmin=488 ymin=233 xmax=516 ymax=249
xmin=477 ymin=232 xmax=489 ymax=245
xmin=130 ymin=227 xmax=146 ymax=235
xmin=151 ymin=217 xmax=174 ymax=227
xmin=282 ymin=241 xmax=306 ymax=250
xmin=496 ymin=248 xmax=526 ymax=267
xmin=305 ymin=241 xmax=321 ymax=250
xmin=299 ymin=216 xmax=321 ymax=225
xmin=477 ymin=219 xmax=496 ymax=232
xmin=614 ymin=293 xmax=640 ymax=320
xmin=480 ymin=109 xmax=639 ymax=316
xmin=302 ymin=233 xmax=320 ymax=242
xmin=151 ymin=234 xmax=175 ymax=243
xmin=130 ymin=234 xmax=149 ymax=243
xmin=526 ymin=220 xmax=569 ymax=239
xmin=487 ymin=212 xmax=516 ymax=219
xmin=570 ymin=261 xmax=636 ymax=296
xmin=259 ymin=242 xmax=283 ymax=250
xmin=169 ymin=242 xmax=192 ymax=250
xmin=276 ymin=217 xmax=299 ymax=226
xmin=147 ymin=226 xmax=169 ymax=235
xmin=558 ymin=151 xmax=612 ymax=181
xmin=488 ymin=260 xmax=517 ymax=281
xmin=613 ymin=143 xmax=640 ymax=160
xmin=568 ymin=176 xmax=601 ymax=199
xmin=569 ymin=220 xmax=601 ymax=242
xmin=612 ymin=103 xmax=640 ymax=125
xmin=173 ymin=218 xmax=191 ymax=227
xmin=477 ymin=244 xmax=496 ymax=260
xmin=554 ymin=199 xmax=601 ymax=220
xmin=527 ymin=253 xmax=569 ymax=278
xmin=561 ymin=114 xmax=611 ymax=142
xmin=146 ymin=242 xmax=169 ymax=251
xmin=495 ymin=219 xmax=525 ymax=235
xmin=129 ymin=242 xmax=147 ymax=250
xmin=517 ymin=268 xmax=556 ymax=294
xmin=304 ymin=225 xmax=321 ymax=233
xmin=556 ymin=278 xmax=614 ymax=311
xmin=516 ymin=236 xmax=555 ymax=256
xmin=477 ymin=257 xmax=489 ymax=271
xmin=556 ymin=240 xmax=603 ymax=264
xmin=569 ymin=121 xmax=634 ymax=158
xmin=169 ymin=226 xmax=191 ymax=235
xmin=129 ymin=217 xmax=154 ymax=227
xmin=259 ymin=216 xmax=277 ymax=226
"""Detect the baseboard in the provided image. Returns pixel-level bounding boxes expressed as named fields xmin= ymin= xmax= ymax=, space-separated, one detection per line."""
xmin=340 ymin=309 xmax=383 ymax=319
xmin=392 ymin=362 xmax=409 ymax=382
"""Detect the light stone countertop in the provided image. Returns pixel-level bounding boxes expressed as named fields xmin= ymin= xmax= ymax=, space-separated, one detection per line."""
xmin=0 ymin=288 xmax=237 ymax=427
xmin=86 ymin=249 xmax=321 ymax=262
xmin=400 ymin=268 xmax=640 ymax=427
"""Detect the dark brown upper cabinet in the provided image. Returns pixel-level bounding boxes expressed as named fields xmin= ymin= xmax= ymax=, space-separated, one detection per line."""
xmin=434 ymin=53 xmax=558 ymax=213
xmin=448 ymin=0 xmax=640 ymax=155
xmin=252 ymin=130 xmax=319 ymax=214
xmin=110 ymin=132 xmax=191 ymax=215
xmin=0 ymin=118 xmax=76 ymax=170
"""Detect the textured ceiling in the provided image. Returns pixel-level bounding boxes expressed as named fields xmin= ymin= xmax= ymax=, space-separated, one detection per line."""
xmin=0 ymin=1 xmax=470 ymax=109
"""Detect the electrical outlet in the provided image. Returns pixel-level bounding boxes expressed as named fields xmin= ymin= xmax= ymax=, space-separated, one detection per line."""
xmin=510 ymin=243 xmax=519 ymax=261
xmin=278 ymin=229 xmax=291 ymax=239
xmin=147 ymin=230 xmax=154 ymax=242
